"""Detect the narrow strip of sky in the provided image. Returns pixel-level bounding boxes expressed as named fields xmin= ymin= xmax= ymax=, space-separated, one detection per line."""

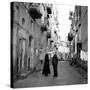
xmin=55 ymin=4 xmax=75 ymax=41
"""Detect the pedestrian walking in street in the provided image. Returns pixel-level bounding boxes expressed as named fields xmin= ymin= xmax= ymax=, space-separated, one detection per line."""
xmin=52 ymin=49 xmax=58 ymax=77
xmin=42 ymin=53 xmax=50 ymax=76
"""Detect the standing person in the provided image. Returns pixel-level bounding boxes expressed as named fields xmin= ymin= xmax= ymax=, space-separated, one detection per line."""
xmin=52 ymin=49 xmax=58 ymax=77
xmin=42 ymin=53 xmax=50 ymax=76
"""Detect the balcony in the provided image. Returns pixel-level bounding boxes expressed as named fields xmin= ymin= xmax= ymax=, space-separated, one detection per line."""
xmin=47 ymin=7 xmax=52 ymax=14
xmin=40 ymin=25 xmax=48 ymax=33
xmin=29 ymin=8 xmax=42 ymax=20
xmin=68 ymin=33 xmax=74 ymax=42
xmin=47 ymin=31 xmax=51 ymax=39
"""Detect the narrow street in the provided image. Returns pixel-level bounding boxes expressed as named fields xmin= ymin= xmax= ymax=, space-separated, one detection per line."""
xmin=14 ymin=61 xmax=87 ymax=88
xmin=11 ymin=3 xmax=88 ymax=88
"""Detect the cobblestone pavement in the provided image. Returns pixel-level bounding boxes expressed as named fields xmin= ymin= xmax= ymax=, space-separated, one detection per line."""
xmin=14 ymin=61 xmax=87 ymax=88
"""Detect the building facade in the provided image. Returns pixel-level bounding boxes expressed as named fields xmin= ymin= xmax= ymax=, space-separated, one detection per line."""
xmin=11 ymin=2 xmax=59 ymax=82
xmin=68 ymin=5 xmax=88 ymax=69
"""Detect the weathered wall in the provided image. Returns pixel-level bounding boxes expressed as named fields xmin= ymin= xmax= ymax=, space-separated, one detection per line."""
xmin=81 ymin=6 xmax=88 ymax=51
xmin=12 ymin=2 xmax=48 ymax=75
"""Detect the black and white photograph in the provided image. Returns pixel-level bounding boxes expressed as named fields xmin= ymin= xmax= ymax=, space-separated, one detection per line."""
xmin=10 ymin=1 xmax=88 ymax=88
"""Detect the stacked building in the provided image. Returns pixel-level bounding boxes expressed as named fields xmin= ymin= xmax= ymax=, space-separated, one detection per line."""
xmin=11 ymin=2 xmax=59 ymax=82
xmin=68 ymin=5 xmax=88 ymax=70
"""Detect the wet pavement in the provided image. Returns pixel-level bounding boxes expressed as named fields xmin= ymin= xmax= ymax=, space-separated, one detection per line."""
xmin=14 ymin=61 xmax=87 ymax=88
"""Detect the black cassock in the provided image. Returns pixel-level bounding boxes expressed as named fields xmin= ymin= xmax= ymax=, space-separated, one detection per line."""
xmin=42 ymin=54 xmax=50 ymax=76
